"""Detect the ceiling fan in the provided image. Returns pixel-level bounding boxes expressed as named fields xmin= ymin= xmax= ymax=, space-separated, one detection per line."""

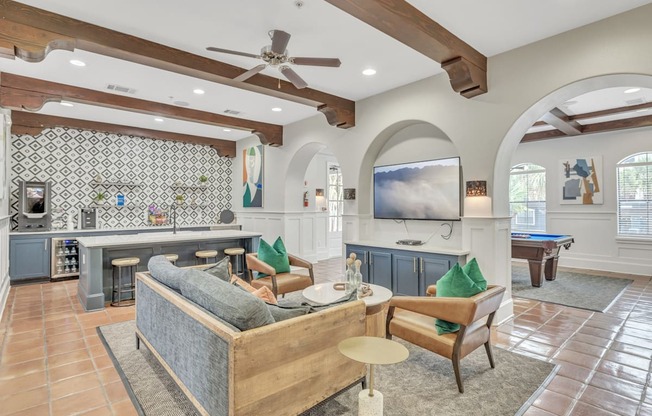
xmin=206 ymin=29 xmax=341 ymax=89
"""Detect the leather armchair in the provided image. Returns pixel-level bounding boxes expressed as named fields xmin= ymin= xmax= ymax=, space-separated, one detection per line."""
xmin=246 ymin=253 xmax=314 ymax=296
xmin=386 ymin=285 xmax=506 ymax=393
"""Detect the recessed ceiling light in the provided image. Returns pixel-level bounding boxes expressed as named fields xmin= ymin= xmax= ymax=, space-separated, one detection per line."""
xmin=69 ymin=59 xmax=86 ymax=67
xmin=193 ymin=89 xmax=205 ymax=95
xmin=637 ymin=108 xmax=649 ymax=112
xmin=362 ymin=68 xmax=377 ymax=76
xmin=223 ymin=128 xmax=232 ymax=132
xmin=59 ymin=101 xmax=74 ymax=107
xmin=154 ymin=117 xmax=164 ymax=122
xmin=625 ymin=88 xmax=641 ymax=94
xmin=271 ymin=107 xmax=282 ymax=112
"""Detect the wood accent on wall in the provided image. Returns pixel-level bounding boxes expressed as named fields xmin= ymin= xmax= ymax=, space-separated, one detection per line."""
xmin=0 ymin=0 xmax=356 ymax=129
xmin=0 ymin=72 xmax=281 ymax=147
xmin=10 ymin=111 xmax=237 ymax=157
xmin=325 ymin=0 xmax=487 ymax=98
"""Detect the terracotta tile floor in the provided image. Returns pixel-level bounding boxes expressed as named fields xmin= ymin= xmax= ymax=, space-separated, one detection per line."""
xmin=0 ymin=260 xmax=650 ymax=415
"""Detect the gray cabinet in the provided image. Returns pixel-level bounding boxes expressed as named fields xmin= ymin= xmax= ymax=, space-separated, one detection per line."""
xmin=368 ymin=251 xmax=392 ymax=289
xmin=393 ymin=254 xmax=420 ymax=296
xmin=9 ymin=236 xmax=50 ymax=283
xmin=346 ymin=243 xmax=466 ymax=296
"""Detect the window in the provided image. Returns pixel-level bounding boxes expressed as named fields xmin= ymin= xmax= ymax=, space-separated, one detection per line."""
xmin=509 ymin=163 xmax=546 ymax=232
xmin=617 ymin=152 xmax=652 ymax=236
xmin=328 ymin=164 xmax=343 ymax=232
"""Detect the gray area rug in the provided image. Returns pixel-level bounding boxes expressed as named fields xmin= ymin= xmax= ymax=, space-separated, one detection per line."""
xmin=99 ymin=321 xmax=556 ymax=416
xmin=512 ymin=267 xmax=632 ymax=312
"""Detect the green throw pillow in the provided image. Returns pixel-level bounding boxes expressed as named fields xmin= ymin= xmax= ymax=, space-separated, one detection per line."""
xmin=256 ymin=237 xmax=290 ymax=279
xmin=435 ymin=263 xmax=484 ymax=335
xmin=462 ymin=258 xmax=487 ymax=291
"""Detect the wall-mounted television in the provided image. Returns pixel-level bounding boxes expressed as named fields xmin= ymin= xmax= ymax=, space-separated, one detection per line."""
xmin=373 ymin=156 xmax=461 ymax=221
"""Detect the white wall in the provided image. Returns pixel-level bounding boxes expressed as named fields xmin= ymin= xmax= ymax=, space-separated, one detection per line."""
xmin=512 ymin=126 xmax=652 ymax=275
xmin=232 ymin=4 xmax=652 ymax=322
xmin=0 ymin=111 xmax=12 ymax=322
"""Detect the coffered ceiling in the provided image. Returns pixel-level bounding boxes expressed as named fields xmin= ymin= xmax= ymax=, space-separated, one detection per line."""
xmin=1 ymin=0 xmax=651 ymax=153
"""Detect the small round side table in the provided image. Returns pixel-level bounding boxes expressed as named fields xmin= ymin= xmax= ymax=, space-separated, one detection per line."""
xmin=338 ymin=336 xmax=409 ymax=415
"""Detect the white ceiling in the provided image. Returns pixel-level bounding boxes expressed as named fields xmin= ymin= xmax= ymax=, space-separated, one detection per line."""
xmin=4 ymin=0 xmax=652 ymax=142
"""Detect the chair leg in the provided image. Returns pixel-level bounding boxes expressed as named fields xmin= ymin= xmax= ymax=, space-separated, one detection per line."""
xmin=485 ymin=342 xmax=495 ymax=368
xmin=452 ymin=356 xmax=464 ymax=393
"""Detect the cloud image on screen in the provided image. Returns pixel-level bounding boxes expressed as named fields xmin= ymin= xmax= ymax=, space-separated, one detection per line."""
xmin=374 ymin=158 xmax=460 ymax=220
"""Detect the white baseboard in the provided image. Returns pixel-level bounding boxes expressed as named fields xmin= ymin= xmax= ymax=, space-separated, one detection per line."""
xmin=494 ymin=297 xmax=514 ymax=326
xmin=0 ymin=274 xmax=10 ymax=325
xmin=559 ymin=256 xmax=652 ymax=277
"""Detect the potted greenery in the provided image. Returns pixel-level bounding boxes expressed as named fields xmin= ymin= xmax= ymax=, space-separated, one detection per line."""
xmin=199 ymin=175 xmax=208 ymax=185
xmin=175 ymin=194 xmax=185 ymax=205
xmin=93 ymin=191 xmax=107 ymax=205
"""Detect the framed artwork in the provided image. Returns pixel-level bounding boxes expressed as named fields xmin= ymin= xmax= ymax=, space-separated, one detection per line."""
xmin=560 ymin=156 xmax=603 ymax=205
xmin=243 ymin=145 xmax=263 ymax=208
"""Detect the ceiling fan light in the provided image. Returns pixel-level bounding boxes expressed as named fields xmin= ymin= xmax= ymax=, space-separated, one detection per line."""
xmin=362 ymin=68 xmax=377 ymax=76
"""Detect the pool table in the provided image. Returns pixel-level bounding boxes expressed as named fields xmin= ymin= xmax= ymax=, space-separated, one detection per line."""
xmin=511 ymin=233 xmax=574 ymax=287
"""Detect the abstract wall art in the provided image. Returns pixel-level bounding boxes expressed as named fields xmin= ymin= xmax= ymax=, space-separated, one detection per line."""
xmin=243 ymin=145 xmax=264 ymax=208
xmin=560 ymin=156 xmax=603 ymax=205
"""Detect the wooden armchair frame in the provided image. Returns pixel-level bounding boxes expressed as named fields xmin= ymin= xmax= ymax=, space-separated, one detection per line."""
xmin=386 ymin=285 xmax=505 ymax=393
xmin=245 ymin=252 xmax=315 ymax=296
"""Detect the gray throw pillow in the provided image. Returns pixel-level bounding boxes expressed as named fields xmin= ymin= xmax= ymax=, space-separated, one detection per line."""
xmin=266 ymin=303 xmax=311 ymax=322
xmin=147 ymin=255 xmax=187 ymax=291
xmin=202 ymin=256 xmax=231 ymax=281
xmin=180 ymin=269 xmax=275 ymax=331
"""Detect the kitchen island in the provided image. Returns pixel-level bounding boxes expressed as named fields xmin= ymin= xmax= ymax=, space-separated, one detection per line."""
xmin=76 ymin=230 xmax=261 ymax=311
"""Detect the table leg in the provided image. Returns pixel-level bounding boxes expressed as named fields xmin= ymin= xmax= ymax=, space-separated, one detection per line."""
xmin=527 ymin=260 xmax=545 ymax=287
xmin=369 ymin=364 xmax=375 ymax=397
xmin=544 ymin=256 xmax=559 ymax=281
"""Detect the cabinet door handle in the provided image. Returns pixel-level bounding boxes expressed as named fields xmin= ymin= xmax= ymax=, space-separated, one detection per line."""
xmin=44 ymin=240 xmax=47 ymax=250
xmin=369 ymin=254 xmax=373 ymax=265
xmin=365 ymin=252 xmax=368 ymax=264
xmin=413 ymin=257 xmax=416 ymax=273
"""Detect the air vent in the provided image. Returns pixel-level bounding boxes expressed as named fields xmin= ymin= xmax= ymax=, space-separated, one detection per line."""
xmin=224 ymin=109 xmax=241 ymax=115
xmin=106 ymin=84 xmax=136 ymax=94
xmin=626 ymin=98 xmax=645 ymax=106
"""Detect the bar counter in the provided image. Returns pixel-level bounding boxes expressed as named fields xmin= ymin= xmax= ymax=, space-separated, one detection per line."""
xmin=77 ymin=230 xmax=261 ymax=311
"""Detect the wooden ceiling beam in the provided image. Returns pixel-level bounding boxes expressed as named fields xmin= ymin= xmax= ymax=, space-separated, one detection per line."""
xmin=10 ymin=111 xmax=237 ymax=157
xmin=0 ymin=0 xmax=355 ymax=128
xmin=540 ymin=107 xmax=582 ymax=136
xmin=521 ymin=114 xmax=652 ymax=143
xmin=0 ymin=72 xmax=283 ymax=146
xmin=324 ymin=0 xmax=487 ymax=98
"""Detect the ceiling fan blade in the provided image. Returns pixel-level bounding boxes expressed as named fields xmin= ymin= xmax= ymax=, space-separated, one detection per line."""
xmin=291 ymin=57 xmax=341 ymax=67
xmin=279 ymin=66 xmax=308 ymax=89
xmin=234 ymin=64 xmax=267 ymax=82
xmin=270 ymin=30 xmax=291 ymax=54
xmin=206 ymin=47 xmax=260 ymax=59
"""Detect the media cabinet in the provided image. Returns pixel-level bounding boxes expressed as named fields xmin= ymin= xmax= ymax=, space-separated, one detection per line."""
xmin=345 ymin=241 xmax=469 ymax=296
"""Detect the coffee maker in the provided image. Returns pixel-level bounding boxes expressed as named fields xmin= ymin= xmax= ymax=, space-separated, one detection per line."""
xmin=79 ymin=207 xmax=99 ymax=229
xmin=16 ymin=180 xmax=51 ymax=231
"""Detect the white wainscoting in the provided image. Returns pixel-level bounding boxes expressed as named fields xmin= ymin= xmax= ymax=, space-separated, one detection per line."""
xmin=236 ymin=211 xmax=331 ymax=263
xmin=547 ymin=211 xmax=652 ymax=275
xmin=0 ymin=215 xmax=11 ymax=323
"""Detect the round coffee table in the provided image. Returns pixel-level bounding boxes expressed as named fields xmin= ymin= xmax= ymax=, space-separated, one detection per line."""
xmin=302 ymin=283 xmax=393 ymax=337
xmin=338 ymin=336 xmax=409 ymax=415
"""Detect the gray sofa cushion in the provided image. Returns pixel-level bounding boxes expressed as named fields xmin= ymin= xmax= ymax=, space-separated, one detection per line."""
xmin=180 ymin=269 xmax=275 ymax=331
xmin=267 ymin=303 xmax=311 ymax=322
xmin=202 ymin=256 xmax=231 ymax=282
xmin=148 ymin=255 xmax=187 ymax=291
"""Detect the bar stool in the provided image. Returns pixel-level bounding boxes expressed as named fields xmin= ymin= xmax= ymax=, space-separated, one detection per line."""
xmin=163 ymin=253 xmax=179 ymax=265
xmin=195 ymin=249 xmax=218 ymax=264
xmin=224 ymin=247 xmax=245 ymax=277
xmin=111 ymin=257 xmax=140 ymax=307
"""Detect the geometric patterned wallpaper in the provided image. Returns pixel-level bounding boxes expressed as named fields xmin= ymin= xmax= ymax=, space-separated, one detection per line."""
xmin=10 ymin=127 xmax=233 ymax=230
